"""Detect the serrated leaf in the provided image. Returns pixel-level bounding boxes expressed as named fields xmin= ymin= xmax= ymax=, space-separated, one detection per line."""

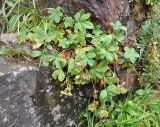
xmin=63 ymin=16 xmax=74 ymax=28
xmin=110 ymin=21 xmax=127 ymax=31
xmin=100 ymin=34 xmax=113 ymax=44
xmin=93 ymin=25 xmax=103 ymax=36
xmin=52 ymin=28 xmax=65 ymax=43
xmin=74 ymin=11 xmax=81 ymax=21
xmin=124 ymin=47 xmax=140 ymax=63
xmin=108 ymin=45 xmax=119 ymax=52
xmin=80 ymin=13 xmax=91 ymax=21
xmin=48 ymin=6 xmax=63 ymax=23
xmin=105 ymin=51 xmax=114 ymax=62
xmin=82 ymin=21 xmax=94 ymax=29
xmin=58 ymin=38 xmax=70 ymax=48
xmin=74 ymin=22 xmax=84 ymax=32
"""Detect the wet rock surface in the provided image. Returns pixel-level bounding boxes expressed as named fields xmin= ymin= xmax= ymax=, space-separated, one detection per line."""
xmin=38 ymin=0 xmax=136 ymax=33
xmin=0 ymin=58 xmax=87 ymax=127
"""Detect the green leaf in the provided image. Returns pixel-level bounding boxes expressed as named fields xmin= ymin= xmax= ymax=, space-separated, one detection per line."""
xmin=33 ymin=42 xmax=43 ymax=49
xmin=82 ymin=21 xmax=94 ymax=29
xmin=80 ymin=13 xmax=91 ymax=21
xmin=42 ymin=60 xmax=49 ymax=67
xmin=87 ymin=52 xmax=96 ymax=58
xmin=52 ymin=69 xmax=59 ymax=79
xmin=52 ymin=27 xmax=65 ymax=43
xmin=47 ymin=44 xmax=53 ymax=50
xmin=100 ymin=89 xmax=107 ymax=100
xmin=8 ymin=15 xmax=19 ymax=32
xmin=108 ymin=45 xmax=119 ymax=52
xmin=74 ymin=11 xmax=81 ymax=21
xmin=93 ymin=25 xmax=103 ymax=36
xmin=58 ymin=69 xmax=65 ymax=81
xmin=136 ymin=89 xmax=145 ymax=96
xmin=63 ymin=16 xmax=74 ymax=28
xmin=54 ymin=58 xmax=62 ymax=68
xmin=105 ymin=72 xmax=116 ymax=85
xmin=52 ymin=69 xmax=65 ymax=81
xmin=116 ymin=32 xmax=125 ymax=42
xmin=68 ymin=58 xmax=75 ymax=72
xmin=100 ymin=34 xmax=113 ymax=44
xmin=86 ymin=47 xmax=94 ymax=51
xmin=124 ymin=47 xmax=140 ymax=63
xmin=48 ymin=6 xmax=63 ymax=23
xmin=87 ymin=59 xmax=95 ymax=66
xmin=110 ymin=21 xmax=127 ymax=31
xmin=74 ymin=22 xmax=84 ymax=32
xmin=105 ymin=51 xmax=114 ymax=62
xmin=31 ymin=51 xmax=42 ymax=58
xmin=59 ymin=38 xmax=70 ymax=48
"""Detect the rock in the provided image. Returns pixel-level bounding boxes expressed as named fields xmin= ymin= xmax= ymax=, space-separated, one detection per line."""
xmin=118 ymin=70 xmax=138 ymax=91
xmin=0 ymin=58 xmax=87 ymax=127
xmin=38 ymin=0 xmax=136 ymax=32
xmin=0 ymin=33 xmax=17 ymax=47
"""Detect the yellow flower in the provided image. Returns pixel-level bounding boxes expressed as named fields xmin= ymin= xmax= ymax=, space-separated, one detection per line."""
xmin=88 ymin=101 xmax=99 ymax=112
xmin=116 ymin=85 xmax=127 ymax=94
xmin=98 ymin=109 xmax=109 ymax=119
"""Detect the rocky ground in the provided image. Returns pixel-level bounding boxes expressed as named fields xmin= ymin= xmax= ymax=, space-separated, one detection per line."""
xmin=0 ymin=58 xmax=87 ymax=127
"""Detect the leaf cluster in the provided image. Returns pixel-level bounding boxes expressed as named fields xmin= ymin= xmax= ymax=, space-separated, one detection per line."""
xmin=13 ymin=6 xmax=140 ymax=96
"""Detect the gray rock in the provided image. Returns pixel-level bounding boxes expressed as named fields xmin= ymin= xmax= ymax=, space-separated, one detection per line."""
xmin=0 ymin=33 xmax=17 ymax=47
xmin=0 ymin=58 xmax=87 ymax=127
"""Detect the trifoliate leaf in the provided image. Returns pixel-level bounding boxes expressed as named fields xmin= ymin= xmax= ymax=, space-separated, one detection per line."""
xmin=63 ymin=17 xmax=74 ymax=28
xmin=52 ymin=69 xmax=65 ymax=81
xmin=100 ymin=34 xmax=113 ymax=44
xmin=124 ymin=47 xmax=140 ymax=63
xmin=48 ymin=6 xmax=63 ymax=23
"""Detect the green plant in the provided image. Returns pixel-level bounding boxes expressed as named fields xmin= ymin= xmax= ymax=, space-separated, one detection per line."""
xmin=1 ymin=0 xmax=41 ymax=33
xmin=2 ymin=5 xmax=140 ymax=96
xmin=80 ymin=86 xmax=160 ymax=127
xmin=129 ymin=0 xmax=159 ymax=5
xmin=137 ymin=4 xmax=160 ymax=86
xmin=0 ymin=46 xmax=27 ymax=57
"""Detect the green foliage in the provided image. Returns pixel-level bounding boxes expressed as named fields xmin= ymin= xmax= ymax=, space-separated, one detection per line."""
xmin=110 ymin=21 xmax=127 ymax=42
xmin=1 ymin=4 xmax=140 ymax=95
xmin=146 ymin=0 xmax=159 ymax=5
xmin=124 ymin=47 xmax=140 ymax=63
xmin=129 ymin=0 xmax=159 ymax=5
xmin=48 ymin=7 xmax=63 ymax=23
xmin=138 ymin=5 xmax=160 ymax=86
xmin=0 ymin=46 xmax=27 ymax=57
xmin=80 ymin=87 xmax=160 ymax=127
xmin=1 ymin=0 xmax=42 ymax=33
